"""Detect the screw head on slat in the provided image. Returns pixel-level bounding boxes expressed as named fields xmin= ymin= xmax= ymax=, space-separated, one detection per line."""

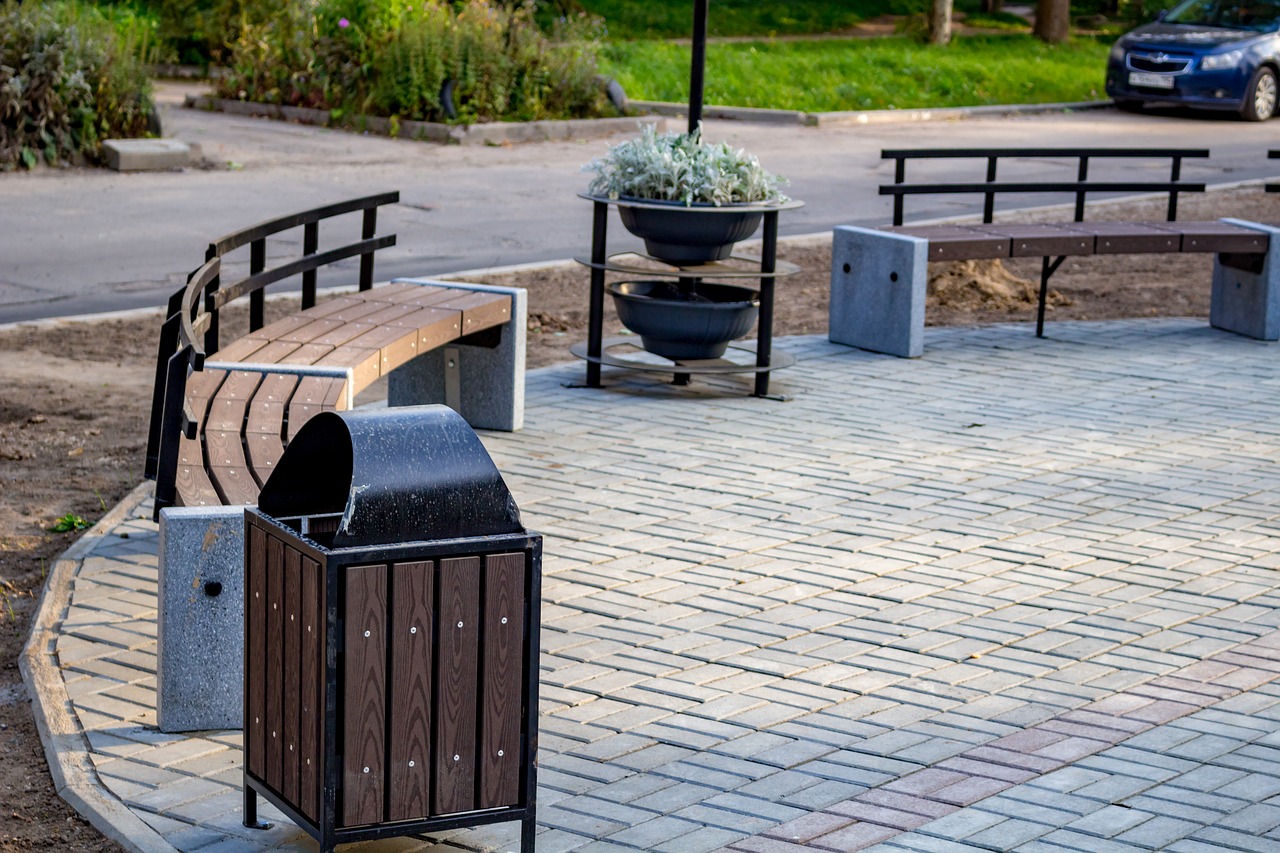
xmin=454 ymin=754 xmax=460 ymax=762
xmin=410 ymin=626 xmax=418 ymax=634
xmin=364 ymin=630 xmax=371 ymax=638
xmin=457 ymin=621 xmax=464 ymax=628
xmin=363 ymin=767 xmax=370 ymax=774
xmin=498 ymin=749 xmax=504 ymax=757
xmin=501 ymin=617 xmax=508 ymax=625
xmin=409 ymin=760 xmax=415 ymax=768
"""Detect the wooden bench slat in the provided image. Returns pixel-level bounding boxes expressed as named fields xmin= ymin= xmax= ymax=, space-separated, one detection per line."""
xmin=276 ymin=317 xmax=348 ymax=343
xmin=350 ymin=303 xmax=424 ymax=327
xmin=316 ymin=347 xmax=381 ymax=389
xmin=237 ymin=339 xmax=304 ymax=364
xmin=209 ymin=463 xmax=262 ymax=506
xmin=280 ymin=343 xmax=337 ymax=365
xmin=178 ymin=434 xmax=204 ymax=468
xmin=1145 ymin=221 xmax=1270 ymax=253
xmin=378 ymin=283 xmax=456 ymax=305
xmin=288 ymin=376 xmax=349 ymax=441
xmin=213 ymin=337 xmax=271 ymax=362
xmin=306 ymin=298 xmax=389 ymax=324
xmin=1072 ymin=222 xmax=1181 ymax=254
xmin=432 ymin=292 xmax=513 ymax=336
xmin=404 ymin=308 xmax=464 ymax=351
xmin=875 ymin=225 xmax=1011 ymax=261
xmin=970 ymin=224 xmax=1096 ymax=258
xmin=186 ymin=370 xmax=228 ymax=426
xmin=206 ymin=428 xmax=250 ymax=470
xmin=245 ymin=313 xmax=317 ymax=342
xmin=245 ymin=433 xmax=286 ymax=484
xmin=245 ymin=374 xmax=299 ymax=434
xmin=175 ymin=464 xmax=221 ymax=507
xmin=205 ymin=371 xmax=263 ymax=431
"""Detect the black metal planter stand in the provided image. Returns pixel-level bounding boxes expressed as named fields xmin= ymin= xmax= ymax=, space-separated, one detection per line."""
xmin=573 ymin=195 xmax=803 ymax=398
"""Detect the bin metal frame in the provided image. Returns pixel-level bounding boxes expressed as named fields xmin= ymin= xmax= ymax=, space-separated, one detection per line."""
xmin=243 ymin=511 xmax=541 ymax=852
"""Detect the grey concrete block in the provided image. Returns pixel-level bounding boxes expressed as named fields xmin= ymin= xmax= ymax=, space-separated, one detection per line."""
xmin=829 ymin=226 xmax=929 ymax=358
xmin=387 ymin=278 xmax=526 ymax=431
xmin=1211 ymin=219 xmax=1280 ymax=341
xmin=103 ymin=139 xmax=195 ymax=172
xmin=157 ymin=506 xmax=247 ymax=733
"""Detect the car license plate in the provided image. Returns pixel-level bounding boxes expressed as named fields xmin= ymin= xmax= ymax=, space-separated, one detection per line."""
xmin=1129 ymin=71 xmax=1175 ymax=89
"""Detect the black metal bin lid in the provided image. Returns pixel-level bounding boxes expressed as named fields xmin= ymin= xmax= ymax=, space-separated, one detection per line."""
xmin=258 ymin=405 xmax=523 ymax=548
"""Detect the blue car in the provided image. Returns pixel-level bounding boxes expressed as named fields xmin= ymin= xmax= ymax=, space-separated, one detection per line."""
xmin=1105 ymin=0 xmax=1280 ymax=120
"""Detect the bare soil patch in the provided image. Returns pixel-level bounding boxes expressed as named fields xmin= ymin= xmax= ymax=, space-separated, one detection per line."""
xmin=0 ymin=186 xmax=1273 ymax=850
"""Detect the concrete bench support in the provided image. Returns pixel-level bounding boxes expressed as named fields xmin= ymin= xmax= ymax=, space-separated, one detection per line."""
xmin=157 ymin=506 xmax=247 ymax=732
xmin=829 ymin=226 xmax=929 ymax=358
xmin=387 ymin=279 xmax=527 ymax=431
xmin=1212 ymin=219 xmax=1280 ymax=341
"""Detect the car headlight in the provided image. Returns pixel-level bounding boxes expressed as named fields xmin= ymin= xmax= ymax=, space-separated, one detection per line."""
xmin=1200 ymin=50 xmax=1243 ymax=70
xmin=1110 ymin=42 xmax=1127 ymax=61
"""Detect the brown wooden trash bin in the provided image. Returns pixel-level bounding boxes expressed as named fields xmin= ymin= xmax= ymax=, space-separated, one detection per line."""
xmin=242 ymin=405 xmax=541 ymax=853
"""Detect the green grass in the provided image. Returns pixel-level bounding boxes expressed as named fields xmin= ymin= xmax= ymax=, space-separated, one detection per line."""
xmin=577 ymin=0 xmax=922 ymax=40
xmin=601 ymin=35 xmax=1110 ymax=112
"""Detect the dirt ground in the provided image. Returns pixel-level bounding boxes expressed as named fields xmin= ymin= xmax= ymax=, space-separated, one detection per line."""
xmin=0 ymin=186 xmax=1274 ymax=851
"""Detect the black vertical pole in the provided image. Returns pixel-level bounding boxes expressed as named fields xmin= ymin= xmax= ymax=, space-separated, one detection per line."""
xmin=586 ymin=201 xmax=608 ymax=388
xmin=689 ymin=0 xmax=708 ymax=134
xmin=754 ymin=211 xmax=778 ymax=397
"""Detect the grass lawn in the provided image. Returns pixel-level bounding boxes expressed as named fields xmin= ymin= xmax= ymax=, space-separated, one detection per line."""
xmin=600 ymin=35 xmax=1111 ymax=112
xmin=576 ymin=0 xmax=904 ymax=40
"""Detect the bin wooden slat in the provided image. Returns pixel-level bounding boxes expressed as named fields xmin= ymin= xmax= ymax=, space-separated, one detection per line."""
xmin=389 ymin=560 xmax=434 ymax=822
xmin=300 ymin=554 xmax=322 ymax=823
xmin=246 ymin=526 xmax=267 ymax=779
xmin=434 ymin=556 xmax=480 ymax=816
xmin=343 ymin=564 xmax=387 ymax=827
xmin=283 ymin=548 xmax=302 ymax=805
xmin=267 ymin=537 xmax=284 ymax=791
xmin=481 ymin=553 xmax=525 ymax=808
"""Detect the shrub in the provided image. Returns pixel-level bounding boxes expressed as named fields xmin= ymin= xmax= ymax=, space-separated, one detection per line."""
xmin=0 ymin=1 xmax=156 ymax=170
xmin=218 ymin=0 xmax=612 ymax=123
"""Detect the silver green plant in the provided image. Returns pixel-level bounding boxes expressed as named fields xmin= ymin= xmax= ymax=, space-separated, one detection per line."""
xmin=584 ymin=123 xmax=788 ymax=206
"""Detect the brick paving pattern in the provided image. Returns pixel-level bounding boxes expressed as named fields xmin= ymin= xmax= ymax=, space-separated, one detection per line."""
xmin=31 ymin=318 xmax=1280 ymax=852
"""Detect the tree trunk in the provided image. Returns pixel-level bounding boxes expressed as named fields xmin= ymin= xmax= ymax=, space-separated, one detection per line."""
xmin=1034 ymin=0 xmax=1071 ymax=42
xmin=929 ymin=0 xmax=953 ymax=45
xmin=981 ymin=0 xmax=1004 ymax=13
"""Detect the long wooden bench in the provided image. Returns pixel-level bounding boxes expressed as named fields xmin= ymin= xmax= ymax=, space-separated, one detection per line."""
xmin=145 ymin=193 xmax=522 ymax=516
xmin=830 ymin=148 xmax=1279 ymax=357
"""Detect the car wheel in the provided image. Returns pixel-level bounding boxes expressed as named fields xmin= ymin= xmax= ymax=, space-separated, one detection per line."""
xmin=1114 ymin=99 xmax=1143 ymax=113
xmin=1241 ymin=66 xmax=1277 ymax=121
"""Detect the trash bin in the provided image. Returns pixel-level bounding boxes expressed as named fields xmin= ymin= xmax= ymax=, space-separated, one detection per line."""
xmin=241 ymin=406 xmax=541 ymax=853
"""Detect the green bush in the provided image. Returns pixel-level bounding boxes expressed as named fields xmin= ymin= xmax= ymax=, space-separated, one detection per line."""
xmin=0 ymin=0 xmax=156 ymax=170
xmin=217 ymin=0 xmax=610 ymax=123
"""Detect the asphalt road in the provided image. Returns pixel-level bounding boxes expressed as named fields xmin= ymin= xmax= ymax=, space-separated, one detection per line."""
xmin=2 ymin=83 xmax=1277 ymax=324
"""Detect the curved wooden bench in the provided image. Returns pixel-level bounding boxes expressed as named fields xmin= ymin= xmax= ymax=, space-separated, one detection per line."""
xmin=176 ymin=281 xmax=513 ymax=507
xmin=146 ymin=193 xmax=523 ymax=515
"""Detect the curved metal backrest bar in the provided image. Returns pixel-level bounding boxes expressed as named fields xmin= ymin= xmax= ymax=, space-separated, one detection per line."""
xmin=207 ymin=191 xmax=400 ymax=256
xmin=180 ymin=256 xmax=220 ymax=361
xmin=209 ymin=235 xmax=397 ymax=311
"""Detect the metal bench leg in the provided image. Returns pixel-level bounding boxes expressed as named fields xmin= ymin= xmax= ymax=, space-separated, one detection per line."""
xmin=521 ymin=816 xmax=537 ymax=853
xmin=1037 ymin=256 xmax=1066 ymax=338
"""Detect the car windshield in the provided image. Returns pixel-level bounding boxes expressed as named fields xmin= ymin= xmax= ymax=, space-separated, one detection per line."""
xmin=1163 ymin=0 xmax=1280 ymax=29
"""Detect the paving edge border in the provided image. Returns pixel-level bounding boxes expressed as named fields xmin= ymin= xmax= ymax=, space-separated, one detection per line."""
xmin=185 ymin=94 xmax=665 ymax=145
xmin=19 ymin=480 xmax=178 ymax=853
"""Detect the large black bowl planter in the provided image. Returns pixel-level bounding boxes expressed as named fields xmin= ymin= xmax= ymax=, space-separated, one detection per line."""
xmin=616 ymin=200 xmax=763 ymax=264
xmin=608 ymin=280 xmax=759 ymax=360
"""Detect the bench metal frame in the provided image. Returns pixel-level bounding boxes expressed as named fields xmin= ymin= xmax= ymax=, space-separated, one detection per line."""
xmin=145 ymin=192 xmax=399 ymax=517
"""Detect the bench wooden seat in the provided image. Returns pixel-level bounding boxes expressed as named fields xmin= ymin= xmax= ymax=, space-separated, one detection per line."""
xmin=876 ymin=220 xmax=1269 ymax=261
xmin=174 ymin=282 xmax=513 ymax=508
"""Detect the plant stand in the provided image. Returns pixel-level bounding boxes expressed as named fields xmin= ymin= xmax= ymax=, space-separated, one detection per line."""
xmin=574 ymin=195 xmax=803 ymax=397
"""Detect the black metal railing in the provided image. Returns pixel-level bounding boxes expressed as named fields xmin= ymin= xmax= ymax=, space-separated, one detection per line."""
xmin=881 ymin=148 xmax=1209 ymax=225
xmin=145 ymin=192 xmax=399 ymax=515
xmin=1268 ymin=150 xmax=1278 ymax=194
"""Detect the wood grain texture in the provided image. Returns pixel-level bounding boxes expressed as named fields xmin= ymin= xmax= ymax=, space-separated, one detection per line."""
xmin=246 ymin=523 xmax=267 ymax=779
xmin=433 ymin=556 xmax=480 ymax=816
xmin=389 ymin=560 xmax=434 ymax=821
xmin=342 ymin=563 xmax=386 ymax=827
xmin=480 ymin=553 xmax=525 ymax=808
xmin=299 ymin=554 xmax=321 ymax=822
xmin=266 ymin=535 xmax=284 ymax=792
xmin=282 ymin=546 xmax=301 ymax=805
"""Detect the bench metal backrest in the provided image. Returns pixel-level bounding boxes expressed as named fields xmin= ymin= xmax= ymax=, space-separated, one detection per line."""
xmin=881 ymin=148 xmax=1209 ymax=226
xmin=145 ymin=191 xmax=400 ymax=514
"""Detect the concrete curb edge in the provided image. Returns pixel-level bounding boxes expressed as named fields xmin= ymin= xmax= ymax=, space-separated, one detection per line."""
xmin=19 ymin=481 xmax=179 ymax=853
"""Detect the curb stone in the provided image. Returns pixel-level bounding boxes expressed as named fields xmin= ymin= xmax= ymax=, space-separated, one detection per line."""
xmin=19 ymin=481 xmax=177 ymax=853
xmin=185 ymin=94 xmax=666 ymax=145
xmin=628 ymin=98 xmax=1115 ymax=126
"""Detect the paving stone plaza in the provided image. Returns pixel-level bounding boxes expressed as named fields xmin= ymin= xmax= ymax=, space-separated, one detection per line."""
xmin=26 ymin=319 xmax=1280 ymax=852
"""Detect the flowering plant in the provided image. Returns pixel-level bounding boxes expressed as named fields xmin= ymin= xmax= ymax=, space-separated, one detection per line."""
xmin=584 ymin=123 xmax=788 ymax=207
